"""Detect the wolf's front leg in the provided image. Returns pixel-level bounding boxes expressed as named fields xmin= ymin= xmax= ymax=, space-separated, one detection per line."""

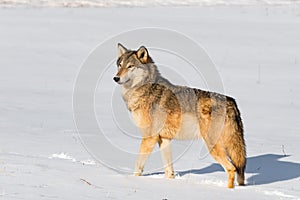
xmin=134 ymin=135 xmax=159 ymax=176
xmin=158 ymin=137 xmax=174 ymax=178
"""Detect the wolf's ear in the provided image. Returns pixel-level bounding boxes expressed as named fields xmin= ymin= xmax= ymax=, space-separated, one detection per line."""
xmin=118 ymin=43 xmax=127 ymax=57
xmin=136 ymin=46 xmax=148 ymax=63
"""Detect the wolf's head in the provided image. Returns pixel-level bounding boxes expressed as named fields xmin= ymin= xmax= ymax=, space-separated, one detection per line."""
xmin=113 ymin=44 xmax=156 ymax=87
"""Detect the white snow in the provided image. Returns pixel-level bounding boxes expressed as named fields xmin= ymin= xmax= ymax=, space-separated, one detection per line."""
xmin=263 ymin=190 xmax=297 ymax=199
xmin=80 ymin=159 xmax=97 ymax=165
xmin=48 ymin=153 xmax=76 ymax=162
xmin=1 ymin=0 xmax=300 ymax=7
xmin=48 ymin=153 xmax=97 ymax=165
xmin=0 ymin=3 xmax=300 ymax=200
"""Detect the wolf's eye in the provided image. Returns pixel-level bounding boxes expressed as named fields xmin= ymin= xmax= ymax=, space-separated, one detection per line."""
xmin=128 ymin=65 xmax=134 ymax=69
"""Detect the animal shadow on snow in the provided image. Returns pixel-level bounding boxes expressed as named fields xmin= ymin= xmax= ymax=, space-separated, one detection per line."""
xmin=180 ymin=154 xmax=300 ymax=185
xmin=147 ymin=154 xmax=300 ymax=185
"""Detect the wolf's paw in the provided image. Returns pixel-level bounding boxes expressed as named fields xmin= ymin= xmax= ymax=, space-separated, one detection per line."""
xmin=227 ymin=182 xmax=234 ymax=188
xmin=164 ymin=171 xmax=175 ymax=179
xmin=237 ymin=176 xmax=245 ymax=186
xmin=133 ymin=172 xmax=142 ymax=176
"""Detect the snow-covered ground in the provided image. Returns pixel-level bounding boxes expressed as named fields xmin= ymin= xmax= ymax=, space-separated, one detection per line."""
xmin=1 ymin=0 xmax=300 ymax=7
xmin=1 ymin=3 xmax=300 ymax=200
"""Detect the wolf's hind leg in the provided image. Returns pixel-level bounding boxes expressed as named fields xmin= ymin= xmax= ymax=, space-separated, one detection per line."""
xmin=158 ymin=137 xmax=174 ymax=178
xmin=134 ymin=135 xmax=159 ymax=176
xmin=237 ymin=167 xmax=245 ymax=186
xmin=210 ymin=145 xmax=236 ymax=188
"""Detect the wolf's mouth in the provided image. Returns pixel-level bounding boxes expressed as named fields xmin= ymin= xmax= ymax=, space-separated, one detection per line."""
xmin=120 ymin=79 xmax=130 ymax=84
xmin=116 ymin=78 xmax=130 ymax=85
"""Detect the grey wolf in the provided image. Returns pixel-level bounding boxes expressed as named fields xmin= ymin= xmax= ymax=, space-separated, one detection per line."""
xmin=113 ymin=44 xmax=246 ymax=188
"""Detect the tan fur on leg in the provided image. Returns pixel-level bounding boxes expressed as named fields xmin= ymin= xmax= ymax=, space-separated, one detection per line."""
xmin=158 ymin=137 xmax=174 ymax=178
xmin=134 ymin=135 xmax=159 ymax=176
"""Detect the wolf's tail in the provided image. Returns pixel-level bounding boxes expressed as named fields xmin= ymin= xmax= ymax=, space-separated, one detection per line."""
xmin=226 ymin=97 xmax=246 ymax=185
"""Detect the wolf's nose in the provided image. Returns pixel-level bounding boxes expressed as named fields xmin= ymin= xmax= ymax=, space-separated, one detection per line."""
xmin=113 ymin=76 xmax=120 ymax=82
